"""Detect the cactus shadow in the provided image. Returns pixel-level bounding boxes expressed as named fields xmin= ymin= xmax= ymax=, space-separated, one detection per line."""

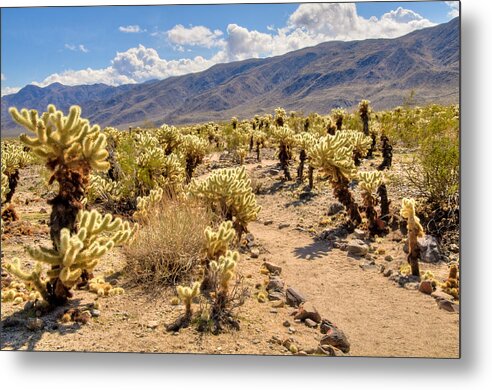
xmin=0 ymin=299 xmax=84 ymax=351
xmin=293 ymin=239 xmax=333 ymax=260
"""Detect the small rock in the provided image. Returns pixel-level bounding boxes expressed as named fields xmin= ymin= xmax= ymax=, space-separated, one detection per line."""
xmin=245 ymin=233 xmax=255 ymax=243
xmin=305 ymin=319 xmax=317 ymax=328
xmin=327 ymin=202 xmax=344 ymax=216
xmin=384 ymin=255 xmax=394 ymax=262
xmin=397 ymin=274 xmax=420 ymax=287
xmin=288 ymin=327 xmax=296 ymax=334
xmin=147 ymin=321 xmax=159 ymax=329
xmin=294 ymin=303 xmax=322 ymax=323
xmin=383 ymin=268 xmax=393 ymax=277
xmin=347 ymin=240 xmax=369 ymax=257
xmin=267 ymin=276 xmax=285 ymax=292
xmin=286 ymin=287 xmax=306 ymax=307
xmin=39 ymin=208 xmax=47 ymax=213
xmin=418 ymin=235 xmax=442 ymax=263
xmin=419 ymin=280 xmax=434 ymax=295
xmin=283 ymin=320 xmax=291 ymax=327
xmin=271 ymin=300 xmax=285 ymax=308
xmin=316 ymin=345 xmax=336 ymax=356
xmin=404 ymin=282 xmax=419 ymax=290
xmin=353 ymin=229 xmax=365 ymax=239
xmin=270 ymin=309 xmax=278 ymax=314
xmin=263 ymin=220 xmax=274 ymax=226
xmin=359 ymin=261 xmax=377 ymax=271
xmin=263 ymin=261 xmax=282 ymax=275
xmin=268 ymin=291 xmax=285 ymax=301
xmin=278 ymin=223 xmax=290 ymax=229
xmin=252 ymin=339 xmax=260 ymax=344
xmin=250 ymin=248 xmax=260 ymax=259
xmin=319 ymin=323 xmax=350 ymax=353
xmin=26 ymin=318 xmax=45 ymax=331
xmin=91 ymin=309 xmax=101 ymax=317
xmin=437 ymin=299 xmax=460 ymax=313
xmin=431 ymin=290 xmax=455 ymax=301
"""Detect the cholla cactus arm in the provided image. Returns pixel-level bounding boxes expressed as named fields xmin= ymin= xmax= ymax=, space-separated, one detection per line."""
xmin=400 ymin=198 xmax=424 ymax=276
xmin=210 ymin=250 xmax=239 ymax=292
xmin=1 ymin=166 xmax=9 ymax=204
xmin=331 ymin=108 xmax=346 ymax=130
xmin=204 ymin=220 xmax=236 ymax=260
xmin=9 ymin=105 xmax=109 ymax=171
xmin=134 ymin=187 xmax=164 ymax=221
xmin=176 ymin=281 xmax=200 ymax=316
xmin=4 ymin=260 xmax=48 ymax=301
xmin=358 ymin=171 xmax=383 ymax=194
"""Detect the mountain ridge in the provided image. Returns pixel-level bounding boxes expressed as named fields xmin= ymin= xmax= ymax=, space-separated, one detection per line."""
xmin=1 ymin=17 xmax=459 ymax=136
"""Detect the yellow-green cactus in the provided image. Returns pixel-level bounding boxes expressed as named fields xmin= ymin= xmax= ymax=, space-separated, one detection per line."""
xmin=358 ymin=171 xmax=386 ymax=234
xmin=1 ymin=165 xmax=9 ymax=204
xmin=87 ymin=174 xmax=122 ymax=203
xmin=272 ymin=125 xmax=296 ymax=180
xmin=308 ymin=132 xmax=361 ymax=226
xmin=5 ymin=209 xmax=137 ymax=304
xmin=331 ymin=108 xmax=346 ymax=130
xmin=134 ymin=187 xmax=164 ymax=221
xmin=176 ymin=281 xmax=200 ymax=317
xmin=180 ymin=134 xmax=208 ymax=181
xmin=189 ymin=166 xmax=260 ymax=240
xmin=1 ymin=142 xmax=32 ymax=204
xmin=156 ymin=124 xmax=183 ymax=154
xmin=9 ymin=105 xmax=109 ymax=172
xmin=204 ymin=220 xmax=236 ymax=260
xmin=210 ymin=250 xmax=239 ymax=293
xmin=400 ymin=198 xmax=424 ymax=276
xmin=344 ymin=130 xmax=372 ymax=166
xmin=274 ymin=107 xmax=287 ymax=127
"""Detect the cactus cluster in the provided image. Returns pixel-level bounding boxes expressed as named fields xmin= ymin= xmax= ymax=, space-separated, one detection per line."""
xmin=1 ymin=142 xmax=32 ymax=205
xmin=358 ymin=171 xmax=386 ymax=234
xmin=272 ymin=125 xmax=296 ymax=180
xmin=180 ymin=134 xmax=208 ymax=181
xmin=87 ymin=174 xmax=122 ymax=203
xmin=134 ymin=187 xmax=164 ymax=222
xmin=189 ymin=166 xmax=260 ymax=240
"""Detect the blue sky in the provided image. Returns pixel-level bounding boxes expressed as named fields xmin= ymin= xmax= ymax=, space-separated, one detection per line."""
xmin=0 ymin=1 xmax=459 ymax=95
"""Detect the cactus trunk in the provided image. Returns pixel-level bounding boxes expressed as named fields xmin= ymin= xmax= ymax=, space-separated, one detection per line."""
xmin=308 ymin=166 xmax=314 ymax=189
xmin=279 ymin=144 xmax=291 ymax=181
xmin=377 ymin=183 xmax=391 ymax=222
xmin=256 ymin=143 xmax=261 ymax=162
xmin=297 ymin=149 xmax=307 ymax=182
xmin=332 ymin=175 xmax=361 ymax=228
xmin=4 ymin=169 xmax=19 ymax=204
xmin=378 ymin=136 xmax=393 ymax=170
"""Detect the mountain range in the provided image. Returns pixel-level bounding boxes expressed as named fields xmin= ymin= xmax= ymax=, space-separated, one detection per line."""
xmin=1 ymin=17 xmax=459 ymax=136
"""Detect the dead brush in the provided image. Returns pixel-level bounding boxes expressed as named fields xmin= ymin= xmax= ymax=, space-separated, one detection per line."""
xmin=124 ymin=195 xmax=212 ymax=287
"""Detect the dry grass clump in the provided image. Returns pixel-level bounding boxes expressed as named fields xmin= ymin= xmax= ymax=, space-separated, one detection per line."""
xmin=124 ymin=196 xmax=212 ymax=287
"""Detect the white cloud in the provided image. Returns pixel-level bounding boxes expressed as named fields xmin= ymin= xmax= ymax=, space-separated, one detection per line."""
xmin=1 ymin=73 xmax=5 ymax=81
xmin=64 ymin=43 xmax=89 ymax=53
xmin=446 ymin=1 xmax=459 ymax=18
xmin=166 ymin=24 xmax=224 ymax=48
xmin=1 ymin=86 xmax=21 ymax=96
xmin=13 ymin=3 xmax=440 ymax=91
xmin=119 ymin=25 xmax=145 ymax=33
xmin=31 ymin=45 xmax=215 ymax=88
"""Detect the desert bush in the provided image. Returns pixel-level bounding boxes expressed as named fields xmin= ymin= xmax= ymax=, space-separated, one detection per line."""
xmin=125 ymin=196 xmax=212 ymax=286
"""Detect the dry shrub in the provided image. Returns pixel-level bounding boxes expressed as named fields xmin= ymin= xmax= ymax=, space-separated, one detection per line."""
xmin=124 ymin=195 xmax=212 ymax=287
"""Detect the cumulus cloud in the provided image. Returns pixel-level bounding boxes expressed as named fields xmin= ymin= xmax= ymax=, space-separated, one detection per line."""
xmin=31 ymin=45 xmax=215 ymax=88
xmin=1 ymin=86 xmax=21 ymax=96
xmin=65 ymin=43 xmax=89 ymax=53
xmin=166 ymin=24 xmax=224 ymax=48
xmin=119 ymin=25 xmax=145 ymax=33
xmin=446 ymin=1 xmax=459 ymax=18
xmin=16 ymin=3 xmax=439 ymax=90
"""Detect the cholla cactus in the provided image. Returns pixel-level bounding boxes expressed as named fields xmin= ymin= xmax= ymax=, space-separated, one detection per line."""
xmin=177 ymin=281 xmax=200 ymax=319
xmin=87 ymin=174 xmax=122 ymax=203
xmin=1 ymin=167 xmax=9 ymax=204
xmin=9 ymin=104 xmax=110 ymax=248
xmin=344 ymin=130 xmax=372 ymax=166
xmin=204 ymin=220 xmax=236 ymax=260
xmin=134 ymin=187 xmax=164 ymax=222
xmin=294 ymin=132 xmax=316 ymax=184
xmin=181 ymin=134 xmax=208 ymax=182
xmin=358 ymin=100 xmax=371 ymax=136
xmin=331 ymin=108 xmax=346 ymax=131
xmin=377 ymin=135 xmax=393 ymax=170
xmin=274 ymin=107 xmax=287 ymax=127
xmin=156 ymin=124 xmax=183 ymax=155
xmin=400 ymin=198 xmax=425 ymax=276
xmin=1 ymin=142 xmax=32 ymax=204
xmin=253 ymin=130 xmax=267 ymax=162
xmin=210 ymin=250 xmax=238 ymax=294
xmin=189 ymin=166 xmax=261 ymax=241
xmin=358 ymin=171 xmax=386 ymax=235
xmin=272 ymin=125 xmax=296 ymax=180
xmin=5 ymin=209 xmax=137 ymax=304
xmin=308 ymin=132 xmax=361 ymax=227
xmin=231 ymin=117 xmax=239 ymax=130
